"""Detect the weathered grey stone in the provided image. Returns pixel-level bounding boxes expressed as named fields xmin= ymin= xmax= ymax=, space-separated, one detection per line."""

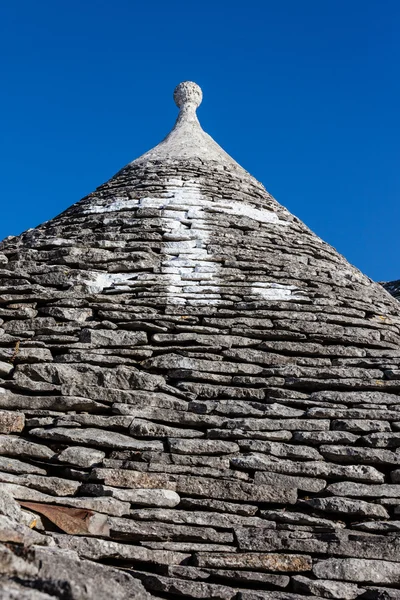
xmin=353 ymin=520 xmax=400 ymax=533
xmin=80 ymin=328 xmax=147 ymax=347
xmin=305 ymin=497 xmax=389 ymax=518
xmin=260 ymin=509 xmax=344 ymax=529
xmin=236 ymin=442 xmax=323 ymax=460
xmin=12 ymin=362 xmax=166 ymax=393
xmin=56 ymin=446 xmax=105 ymax=468
xmin=235 ymin=527 xmax=327 ymax=554
xmin=237 ymin=592 xmax=326 ymax=600
xmin=194 ymin=552 xmax=312 ymax=572
xmin=0 ymin=514 xmax=49 ymax=546
xmin=213 ymin=400 xmax=304 ymax=418
xmin=30 ymin=427 xmax=163 ymax=451
xmin=236 ymin=455 xmax=385 ymax=482
xmin=116 ymin=404 xmax=224 ymax=425
xmin=232 ymin=453 xmax=324 ymax=475
xmin=180 ymin=497 xmax=258 ymax=516
xmin=2 ymin=482 xmax=128 ymax=516
xmin=0 ymin=411 xmax=24 ymax=433
xmin=179 ymin=381 xmax=266 ymax=401
xmin=0 ymin=362 xmax=13 ymax=376
xmin=2 ymin=347 xmax=53 ymax=363
xmin=109 ymin=516 xmax=233 ymax=543
xmin=143 ymin=353 xmax=264 ymax=375
xmin=327 ymin=481 xmax=400 ymax=498
xmin=182 ymin=476 xmax=296 ymax=503
xmin=0 ymin=472 xmax=80 ymax=496
xmin=62 ymin=384 xmax=189 ymax=409
xmin=0 ymin=580 xmax=57 ymax=599
xmin=3 ymin=317 xmax=56 ymax=335
xmin=91 ymin=468 xmax=297 ymax=503
xmin=168 ymin=438 xmax=239 ymax=454
xmin=293 ymin=431 xmax=359 ymax=445
xmin=364 ymin=432 xmax=400 ymax=447
xmin=319 ymin=445 xmax=400 ymax=465
xmin=0 ymin=456 xmax=46 ymax=475
xmin=292 ymin=575 xmax=362 ymax=599
xmin=0 ymin=543 xmax=38 ymax=577
xmin=313 ymin=558 xmax=400 ymax=584
xmin=127 ymin=460 xmax=249 ymax=480
xmin=90 ymin=468 xmax=177 ymax=489
xmin=142 ymin=541 xmax=237 ymax=552
xmin=331 ymin=419 xmax=391 ymax=433
xmin=222 ymin=347 xmax=293 ymax=366
xmin=208 ymin=426 xmax=294 ymax=440
xmin=226 ymin=418 xmax=331 ymax=432
xmin=0 ymin=391 xmax=103 ymax=412
xmin=311 ymin=390 xmax=400 ymax=405
xmin=53 ymin=533 xmax=189 ymax=565
xmin=82 ymin=483 xmax=181 ymax=507
xmin=202 ymin=568 xmax=290 ymax=587
xmin=43 ymin=306 xmax=93 ymax=322
xmin=34 ymin=546 xmax=150 ymax=599
xmin=235 ymin=528 xmax=400 ymax=561
xmin=254 ymin=470 xmax=326 ymax=493
xmin=55 ymin=414 xmax=133 ymax=429
xmin=129 ymin=418 xmax=202 ymax=438
xmin=135 ymin=572 xmax=237 ymax=599
xmin=0 ymin=489 xmax=22 ymax=521
xmin=130 ymin=507 xmax=264 ymax=529
xmin=360 ymin=587 xmax=400 ymax=599
xmin=308 ymin=406 xmax=400 ymax=420
xmin=0 ymin=435 xmax=54 ymax=460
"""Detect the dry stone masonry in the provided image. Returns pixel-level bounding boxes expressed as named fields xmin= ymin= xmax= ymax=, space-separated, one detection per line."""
xmin=382 ymin=280 xmax=400 ymax=302
xmin=0 ymin=81 xmax=400 ymax=599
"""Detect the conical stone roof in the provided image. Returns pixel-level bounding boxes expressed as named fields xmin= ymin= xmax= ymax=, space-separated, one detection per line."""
xmin=1 ymin=82 xmax=400 ymax=599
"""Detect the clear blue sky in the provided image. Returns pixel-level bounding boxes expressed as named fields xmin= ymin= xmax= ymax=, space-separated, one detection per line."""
xmin=1 ymin=1 xmax=399 ymax=281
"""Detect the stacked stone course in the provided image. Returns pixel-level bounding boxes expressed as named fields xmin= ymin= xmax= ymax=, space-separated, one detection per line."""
xmin=0 ymin=82 xmax=400 ymax=598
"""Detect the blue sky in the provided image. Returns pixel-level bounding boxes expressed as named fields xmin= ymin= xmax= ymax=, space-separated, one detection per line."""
xmin=1 ymin=1 xmax=399 ymax=281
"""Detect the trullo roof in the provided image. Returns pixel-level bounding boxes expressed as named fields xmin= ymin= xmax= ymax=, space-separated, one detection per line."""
xmin=1 ymin=82 xmax=400 ymax=599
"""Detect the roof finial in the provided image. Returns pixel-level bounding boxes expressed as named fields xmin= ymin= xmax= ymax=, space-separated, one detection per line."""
xmin=133 ymin=80 xmax=243 ymax=170
xmin=174 ymin=81 xmax=203 ymax=110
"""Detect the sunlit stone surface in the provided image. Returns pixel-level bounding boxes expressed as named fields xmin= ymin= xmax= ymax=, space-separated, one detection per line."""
xmin=1 ymin=82 xmax=400 ymax=598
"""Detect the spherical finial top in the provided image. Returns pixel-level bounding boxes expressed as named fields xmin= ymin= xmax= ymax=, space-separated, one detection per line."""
xmin=173 ymin=81 xmax=203 ymax=109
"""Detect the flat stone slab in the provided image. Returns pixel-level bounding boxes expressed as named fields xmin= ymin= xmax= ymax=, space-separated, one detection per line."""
xmin=313 ymin=557 xmax=400 ymax=585
xmin=194 ymin=552 xmax=312 ymax=572
xmin=90 ymin=468 xmax=297 ymax=503
xmin=29 ymin=427 xmax=163 ymax=451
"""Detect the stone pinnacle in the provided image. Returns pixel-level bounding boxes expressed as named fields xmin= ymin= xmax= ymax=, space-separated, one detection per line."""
xmin=173 ymin=81 xmax=203 ymax=110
